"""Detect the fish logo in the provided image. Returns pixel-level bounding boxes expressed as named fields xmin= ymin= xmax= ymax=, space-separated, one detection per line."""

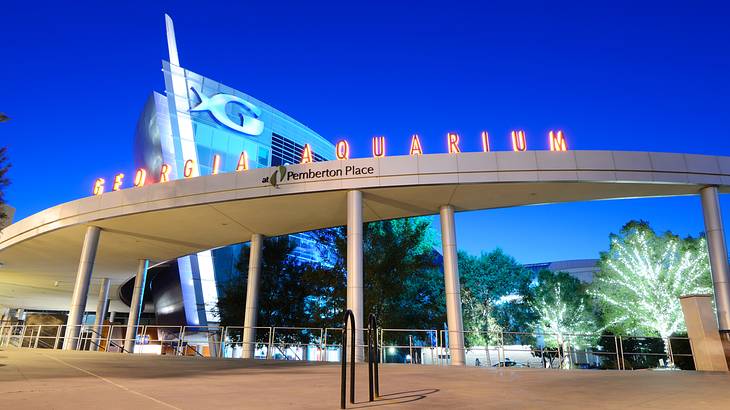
xmin=189 ymin=87 xmax=264 ymax=136
xmin=270 ymin=166 xmax=287 ymax=187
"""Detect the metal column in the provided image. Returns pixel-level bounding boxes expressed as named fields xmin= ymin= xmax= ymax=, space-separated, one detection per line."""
xmin=124 ymin=260 xmax=149 ymax=353
xmin=700 ymin=186 xmax=730 ymax=332
xmin=439 ymin=205 xmax=466 ymax=366
xmin=242 ymin=233 xmax=264 ymax=359
xmin=63 ymin=226 xmax=101 ymax=350
xmin=347 ymin=190 xmax=365 ymax=362
xmin=91 ymin=278 xmax=111 ymax=351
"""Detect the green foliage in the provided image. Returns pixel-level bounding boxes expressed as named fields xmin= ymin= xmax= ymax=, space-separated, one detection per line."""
xmin=459 ymin=248 xmax=532 ymax=343
xmin=312 ymin=217 xmax=445 ymax=331
xmin=459 ymin=248 xmax=531 ymax=301
xmin=590 ymin=220 xmax=712 ymax=339
xmin=215 ymin=236 xmax=314 ymax=328
xmin=461 ymin=288 xmax=502 ymax=346
xmin=528 ymin=270 xmax=597 ymax=348
xmin=0 ymin=147 xmax=10 ymax=221
xmin=215 ymin=217 xmax=445 ymax=339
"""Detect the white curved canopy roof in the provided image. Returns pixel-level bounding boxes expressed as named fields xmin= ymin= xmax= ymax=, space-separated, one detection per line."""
xmin=1 ymin=150 xmax=729 ymax=311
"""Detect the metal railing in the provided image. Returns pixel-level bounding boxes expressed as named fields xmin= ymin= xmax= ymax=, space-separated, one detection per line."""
xmin=0 ymin=321 xmax=696 ymax=370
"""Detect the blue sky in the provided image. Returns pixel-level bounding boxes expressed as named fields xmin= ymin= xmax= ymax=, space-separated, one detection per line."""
xmin=1 ymin=1 xmax=729 ymax=263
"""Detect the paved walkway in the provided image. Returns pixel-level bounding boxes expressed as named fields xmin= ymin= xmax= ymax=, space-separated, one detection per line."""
xmin=1 ymin=348 xmax=729 ymax=409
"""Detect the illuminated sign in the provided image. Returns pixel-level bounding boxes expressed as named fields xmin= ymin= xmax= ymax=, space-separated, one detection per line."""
xmin=112 ymin=173 xmax=124 ymax=191
xmin=183 ymin=159 xmax=196 ymax=178
xmin=189 ymin=87 xmax=264 ymax=136
xmin=511 ymin=130 xmax=527 ymax=152
xmin=481 ymin=131 xmax=490 ymax=152
xmin=447 ymin=133 xmax=461 ymax=154
xmin=134 ymin=169 xmax=147 ymax=187
xmin=409 ymin=134 xmax=423 ymax=156
xmin=212 ymin=154 xmax=221 ymax=174
xmin=93 ymin=178 xmax=105 ymax=195
xmin=336 ymin=140 xmax=350 ymax=160
xmin=372 ymin=136 xmax=386 ymax=158
xmin=160 ymin=164 xmax=171 ymax=182
xmin=549 ymin=130 xmax=568 ymax=151
xmin=300 ymin=144 xmax=314 ymax=164
xmin=92 ymin=130 xmax=569 ymax=195
xmin=236 ymin=151 xmax=249 ymax=171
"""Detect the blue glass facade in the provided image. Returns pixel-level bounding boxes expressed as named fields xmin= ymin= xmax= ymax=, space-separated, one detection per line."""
xmin=135 ymin=60 xmax=334 ymax=326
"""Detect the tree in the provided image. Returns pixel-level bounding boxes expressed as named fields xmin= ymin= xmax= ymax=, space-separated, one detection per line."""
xmin=590 ymin=220 xmax=713 ymax=362
xmin=311 ymin=218 xmax=445 ymax=333
xmin=0 ymin=147 xmax=10 ymax=221
xmin=461 ymin=287 xmax=502 ymax=365
xmin=528 ymin=270 xmax=597 ymax=368
xmin=215 ymin=217 xmax=444 ymax=352
xmin=215 ymin=236 xmax=312 ymax=327
xmin=459 ymin=249 xmax=532 ymax=346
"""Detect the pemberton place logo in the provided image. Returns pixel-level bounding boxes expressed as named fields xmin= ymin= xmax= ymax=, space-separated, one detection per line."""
xmin=266 ymin=164 xmax=375 ymax=187
xmin=90 ymin=130 xmax=568 ymax=195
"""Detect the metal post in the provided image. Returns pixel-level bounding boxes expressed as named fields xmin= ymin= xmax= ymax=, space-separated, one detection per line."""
xmin=54 ymin=325 xmax=62 ymax=349
xmin=347 ymin=190 xmax=365 ymax=362
xmin=439 ymin=205 xmax=466 ymax=366
xmin=409 ymin=335 xmax=414 ymax=365
xmin=63 ymin=226 xmax=101 ymax=350
xmin=243 ymin=233 xmax=264 ymax=359
xmin=92 ymin=278 xmax=111 ymax=351
xmin=267 ymin=327 xmax=274 ymax=359
xmin=124 ymin=259 xmax=149 ymax=353
xmin=700 ymin=186 xmax=730 ymax=332
xmin=34 ymin=325 xmax=41 ymax=348
xmin=619 ymin=336 xmax=625 ymax=370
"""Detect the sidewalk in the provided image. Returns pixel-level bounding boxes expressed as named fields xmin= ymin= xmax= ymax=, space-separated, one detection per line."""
xmin=1 ymin=348 xmax=729 ymax=409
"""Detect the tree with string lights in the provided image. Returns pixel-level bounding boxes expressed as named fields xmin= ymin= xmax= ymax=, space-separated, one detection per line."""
xmin=590 ymin=221 xmax=713 ymax=364
xmin=529 ymin=270 xmax=597 ymax=369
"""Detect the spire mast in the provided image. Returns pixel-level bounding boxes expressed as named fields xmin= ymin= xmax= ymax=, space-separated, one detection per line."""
xmin=164 ymin=14 xmax=180 ymax=66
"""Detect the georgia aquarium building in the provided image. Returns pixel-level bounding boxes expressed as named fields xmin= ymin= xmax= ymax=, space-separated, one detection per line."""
xmin=131 ymin=15 xmax=334 ymax=327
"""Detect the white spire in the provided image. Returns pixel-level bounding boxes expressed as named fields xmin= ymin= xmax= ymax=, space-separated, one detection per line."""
xmin=164 ymin=14 xmax=180 ymax=66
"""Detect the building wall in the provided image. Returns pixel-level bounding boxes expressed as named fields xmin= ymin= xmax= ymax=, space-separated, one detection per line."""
xmin=523 ymin=259 xmax=600 ymax=283
xmin=134 ymin=62 xmax=334 ymax=326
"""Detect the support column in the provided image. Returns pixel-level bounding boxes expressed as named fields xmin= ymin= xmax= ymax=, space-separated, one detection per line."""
xmin=124 ymin=260 xmax=149 ymax=353
xmin=109 ymin=311 xmax=116 ymax=324
xmin=242 ymin=233 xmax=264 ymax=359
xmin=439 ymin=205 xmax=466 ymax=366
xmin=63 ymin=226 xmax=101 ymax=350
xmin=91 ymin=278 xmax=111 ymax=351
xmin=347 ymin=190 xmax=365 ymax=362
xmin=700 ymin=186 xmax=730 ymax=332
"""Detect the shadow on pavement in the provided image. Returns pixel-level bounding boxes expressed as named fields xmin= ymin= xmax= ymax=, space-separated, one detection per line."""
xmin=353 ymin=388 xmax=439 ymax=408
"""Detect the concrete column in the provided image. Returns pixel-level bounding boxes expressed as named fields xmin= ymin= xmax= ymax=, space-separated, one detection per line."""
xmin=242 ymin=233 xmax=264 ymax=359
xmin=679 ymin=295 xmax=729 ymax=371
xmin=109 ymin=311 xmax=116 ymax=324
xmin=439 ymin=205 xmax=466 ymax=366
xmin=63 ymin=226 xmax=101 ymax=350
xmin=124 ymin=260 xmax=149 ymax=353
xmin=91 ymin=278 xmax=111 ymax=351
xmin=700 ymin=186 xmax=730 ymax=332
xmin=347 ymin=190 xmax=365 ymax=362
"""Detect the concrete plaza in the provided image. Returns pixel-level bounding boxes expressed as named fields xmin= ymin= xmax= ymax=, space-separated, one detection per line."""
xmin=1 ymin=348 xmax=729 ymax=409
